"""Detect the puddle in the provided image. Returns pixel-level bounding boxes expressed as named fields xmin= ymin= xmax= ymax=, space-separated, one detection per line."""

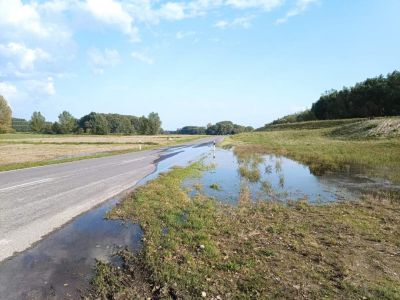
xmin=184 ymin=148 xmax=400 ymax=204
xmin=0 ymin=200 xmax=141 ymax=300
xmin=0 ymin=141 xmax=215 ymax=300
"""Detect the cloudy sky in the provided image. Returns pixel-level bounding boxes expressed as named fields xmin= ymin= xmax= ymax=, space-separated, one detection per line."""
xmin=0 ymin=0 xmax=399 ymax=129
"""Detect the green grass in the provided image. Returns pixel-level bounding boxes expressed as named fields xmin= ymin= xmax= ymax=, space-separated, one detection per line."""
xmin=90 ymin=162 xmax=400 ymax=299
xmin=0 ymin=133 xmax=57 ymax=139
xmin=258 ymin=118 xmax=365 ymax=131
xmin=223 ymin=126 xmax=400 ymax=183
xmin=89 ymin=120 xmax=400 ymax=298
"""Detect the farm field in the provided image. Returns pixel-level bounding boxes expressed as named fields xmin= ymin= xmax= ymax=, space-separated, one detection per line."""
xmin=0 ymin=134 xmax=201 ymax=171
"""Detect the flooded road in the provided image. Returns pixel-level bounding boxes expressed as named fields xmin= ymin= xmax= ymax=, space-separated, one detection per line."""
xmin=1 ymin=141 xmax=398 ymax=299
xmin=0 ymin=141 xmax=215 ymax=300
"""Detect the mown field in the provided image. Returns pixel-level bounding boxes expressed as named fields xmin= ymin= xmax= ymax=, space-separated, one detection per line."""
xmin=89 ymin=118 xmax=400 ymax=299
xmin=0 ymin=134 xmax=202 ymax=172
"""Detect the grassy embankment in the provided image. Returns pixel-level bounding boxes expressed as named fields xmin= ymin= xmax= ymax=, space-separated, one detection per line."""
xmin=90 ymin=118 xmax=400 ymax=299
xmin=0 ymin=134 xmax=204 ymax=172
xmin=226 ymin=117 xmax=400 ymax=183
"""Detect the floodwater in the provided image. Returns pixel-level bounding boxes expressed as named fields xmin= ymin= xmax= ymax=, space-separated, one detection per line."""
xmin=1 ymin=141 xmax=397 ymax=299
xmin=0 ymin=142 xmax=214 ymax=300
xmin=184 ymin=148 xmax=400 ymax=204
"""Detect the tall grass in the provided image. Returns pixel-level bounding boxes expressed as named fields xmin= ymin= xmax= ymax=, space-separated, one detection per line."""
xmin=225 ymin=128 xmax=400 ymax=182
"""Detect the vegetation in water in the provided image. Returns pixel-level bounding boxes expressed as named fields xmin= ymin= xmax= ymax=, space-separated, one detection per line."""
xmin=224 ymin=120 xmax=400 ymax=183
xmin=209 ymin=183 xmax=222 ymax=190
xmin=90 ymin=162 xmax=400 ymax=299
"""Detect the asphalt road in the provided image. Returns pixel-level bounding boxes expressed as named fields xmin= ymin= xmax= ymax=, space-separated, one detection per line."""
xmin=0 ymin=137 xmax=217 ymax=262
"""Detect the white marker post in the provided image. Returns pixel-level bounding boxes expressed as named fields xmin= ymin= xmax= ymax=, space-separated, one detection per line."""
xmin=213 ymin=140 xmax=216 ymax=158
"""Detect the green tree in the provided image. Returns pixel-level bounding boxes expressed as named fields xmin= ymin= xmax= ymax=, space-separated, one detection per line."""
xmin=147 ymin=112 xmax=162 ymax=135
xmin=58 ymin=111 xmax=77 ymax=134
xmin=137 ymin=116 xmax=150 ymax=135
xmin=0 ymin=95 xmax=12 ymax=133
xmin=91 ymin=113 xmax=109 ymax=135
xmin=310 ymin=70 xmax=400 ymax=119
xmin=30 ymin=111 xmax=46 ymax=133
xmin=52 ymin=122 xmax=62 ymax=134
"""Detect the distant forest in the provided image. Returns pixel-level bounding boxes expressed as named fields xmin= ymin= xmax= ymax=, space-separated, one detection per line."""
xmin=265 ymin=70 xmax=400 ymax=126
xmin=177 ymin=121 xmax=254 ymax=135
xmin=11 ymin=111 xmax=163 ymax=135
xmin=7 ymin=107 xmax=253 ymax=136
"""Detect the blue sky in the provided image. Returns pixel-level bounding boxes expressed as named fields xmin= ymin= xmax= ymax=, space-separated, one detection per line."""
xmin=0 ymin=0 xmax=399 ymax=129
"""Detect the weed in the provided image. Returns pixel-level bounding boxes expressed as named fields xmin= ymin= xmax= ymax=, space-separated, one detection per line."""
xmin=209 ymin=183 xmax=222 ymax=190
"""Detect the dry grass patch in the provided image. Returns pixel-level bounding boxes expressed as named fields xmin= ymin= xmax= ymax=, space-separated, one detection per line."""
xmin=0 ymin=134 xmax=202 ymax=171
xmin=0 ymin=134 xmax=193 ymax=144
xmin=0 ymin=143 xmax=140 ymax=165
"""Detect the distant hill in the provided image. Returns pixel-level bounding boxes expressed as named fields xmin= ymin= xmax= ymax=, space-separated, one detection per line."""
xmin=257 ymin=118 xmax=363 ymax=131
xmin=257 ymin=117 xmax=400 ymax=139
xmin=329 ymin=117 xmax=400 ymax=139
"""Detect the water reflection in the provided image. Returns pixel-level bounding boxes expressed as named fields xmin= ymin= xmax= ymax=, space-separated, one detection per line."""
xmin=184 ymin=148 xmax=400 ymax=205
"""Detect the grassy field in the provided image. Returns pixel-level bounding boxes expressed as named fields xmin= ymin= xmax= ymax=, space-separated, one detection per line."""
xmin=90 ymin=163 xmax=400 ymax=299
xmin=0 ymin=134 xmax=202 ymax=172
xmin=88 ymin=117 xmax=400 ymax=299
xmin=257 ymin=118 xmax=365 ymax=131
xmin=223 ymin=118 xmax=400 ymax=183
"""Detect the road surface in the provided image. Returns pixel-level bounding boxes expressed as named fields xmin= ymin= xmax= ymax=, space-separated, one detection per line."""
xmin=0 ymin=137 xmax=217 ymax=262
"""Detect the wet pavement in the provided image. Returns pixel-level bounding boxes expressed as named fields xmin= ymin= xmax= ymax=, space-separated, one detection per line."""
xmin=0 ymin=141 xmax=216 ymax=300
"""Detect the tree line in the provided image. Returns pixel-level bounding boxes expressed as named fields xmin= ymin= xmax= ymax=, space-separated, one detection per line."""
xmin=265 ymin=70 xmax=400 ymax=126
xmin=29 ymin=111 xmax=162 ymax=135
xmin=312 ymin=71 xmax=400 ymax=119
xmin=0 ymin=96 xmax=163 ymax=135
xmin=177 ymin=121 xmax=254 ymax=135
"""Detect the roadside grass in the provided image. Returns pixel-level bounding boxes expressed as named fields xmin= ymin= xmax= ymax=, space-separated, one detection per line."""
xmin=222 ymin=128 xmax=400 ymax=183
xmin=90 ymin=162 xmax=400 ymax=299
xmin=0 ymin=135 xmax=203 ymax=172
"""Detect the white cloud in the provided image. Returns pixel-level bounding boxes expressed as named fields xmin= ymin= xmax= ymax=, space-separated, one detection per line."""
xmin=131 ymin=51 xmax=154 ymax=64
xmin=225 ymin=0 xmax=284 ymax=10
xmin=215 ymin=20 xmax=229 ymax=29
xmin=0 ymin=0 xmax=49 ymax=37
xmin=87 ymin=48 xmax=121 ymax=74
xmin=159 ymin=2 xmax=187 ymax=20
xmin=176 ymin=31 xmax=197 ymax=39
xmin=27 ymin=77 xmax=56 ymax=96
xmin=0 ymin=82 xmax=18 ymax=99
xmin=276 ymin=0 xmax=318 ymax=24
xmin=39 ymin=0 xmax=73 ymax=13
xmin=215 ymin=15 xmax=255 ymax=29
xmin=85 ymin=0 xmax=140 ymax=41
xmin=0 ymin=42 xmax=50 ymax=71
